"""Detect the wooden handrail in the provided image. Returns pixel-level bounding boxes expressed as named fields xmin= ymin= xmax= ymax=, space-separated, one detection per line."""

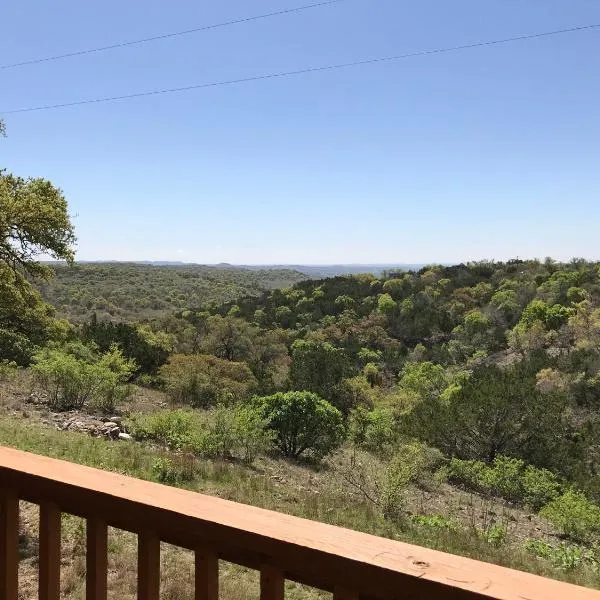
xmin=0 ymin=446 xmax=599 ymax=600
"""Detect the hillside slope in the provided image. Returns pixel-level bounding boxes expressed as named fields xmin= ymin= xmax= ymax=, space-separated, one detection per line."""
xmin=36 ymin=262 xmax=306 ymax=322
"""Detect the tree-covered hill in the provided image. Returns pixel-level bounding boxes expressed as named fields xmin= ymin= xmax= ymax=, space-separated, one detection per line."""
xmin=35 ymin=262 xmax=307 ymax=322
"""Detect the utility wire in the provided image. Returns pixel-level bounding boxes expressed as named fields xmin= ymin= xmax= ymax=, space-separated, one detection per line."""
xmin=0 ymin=0 xmax=350 ymax=70
xmin=2 ymin=22 xmax=599 ymax=115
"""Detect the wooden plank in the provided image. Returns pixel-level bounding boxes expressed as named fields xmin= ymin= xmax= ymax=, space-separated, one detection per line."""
xmin=195 ymin=546 xmax=218 ymax=600
xmin=137 ymin=532 xmax=160 ymax=600
xmin=38 ymin=502 xmax=61 ymax=600
xmin=86 ymin=517 xmax=107 ymax=600
xmin=0 ymin=446 xmax=599 ymax=600
xmin=0 ymin=489 xmax=19 ymax=600
xmin=261 ymin=564 xmax=284 ymax=600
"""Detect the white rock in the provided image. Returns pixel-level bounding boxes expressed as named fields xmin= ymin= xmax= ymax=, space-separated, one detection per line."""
xmin=118 ymin=432 xmax=132 ymax=441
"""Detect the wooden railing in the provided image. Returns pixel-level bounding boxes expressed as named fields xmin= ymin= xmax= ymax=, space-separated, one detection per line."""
xmin=0 ymin=446 xmax=599 ymax=600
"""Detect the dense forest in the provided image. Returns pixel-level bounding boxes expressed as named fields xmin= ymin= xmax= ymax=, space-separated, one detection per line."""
xmin=35 ymin=262 xmax=306 ymax=322
xmin=148 ymin=259 xmax=600 ymax=488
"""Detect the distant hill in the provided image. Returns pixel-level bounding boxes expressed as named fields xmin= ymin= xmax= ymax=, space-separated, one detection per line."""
xmin=239 ymin=264 xmax=428 ymax=277
xmin=37 ymin=262 xmax=307 ymax=323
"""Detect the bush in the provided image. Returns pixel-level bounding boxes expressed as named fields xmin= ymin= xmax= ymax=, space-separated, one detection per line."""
xmin=330 ymin=376 xmax=376 ymax=414
xmin=524 ymin=539 xmax=597 ymax=571
xmin=483 ymin=456 xmax=525 ymax=503
xmin=194 ymin=405 xmax=275 ymax=464
xmin=540 ymin=489 xmax=600 ymax=542
xmin=446 ymin=456 xmax=562 ymax=510
xmin=253 ymin=391 xmax=345 ymax=460
xmin=0 ymin=360 xmax=18 ymax=381
xmin=159 ymin=354 xmax=257 ymax=407
xmin=522 ymin=465 xmax=562 ymax=510
xmin=32 ymin=345 xmax=135 ymax=412
xmin=129 ymin=406 xmax=274 ymax=464
xmin=446 ymin=458 xmax=489 ymax=491
xmin=380 ymin=442 xmax=444 ymax=522
xmin=478 ymin=524 xmax=508 ymax=547
xmin=151 ymin=456 xmax=196 ymax=485
xmin=129 ymin=409 xmax=197 ymax=450
xmin=411 ymin=514 xmax=459 ymax=530
xmin=348 ymin=407 xmax=397 ymax=456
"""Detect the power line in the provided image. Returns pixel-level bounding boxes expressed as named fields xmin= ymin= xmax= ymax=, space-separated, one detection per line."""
xmin=2 ymin=22 xmax=599 ymax=115
xmin=0 ymin=0 xmax=350 ymax=71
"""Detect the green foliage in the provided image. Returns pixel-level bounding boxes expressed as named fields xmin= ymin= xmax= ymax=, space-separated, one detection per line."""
xmin=404 ymin=360 xmax=571 ymax=469
xmin=159 ymin=354 xmax=257 ymax=407
xmin=289 ymin=340 xmax=351 ymax=402
xmin=522 ymin=465 xmax=563 ymax=510
xmin=82 ymin=316 xmax=171 ymax=374
xmin=0 ymin=171 xmax=76 ymax=277
xmin=377 ymin=293 xmax=397 ymax=315
xmin=128 ymin=409 xmax=196 ymax=449
xmin=411 ymin=514 xmax=459 ymax=530
xmin=330 ymin=375 xmax=377 ymax=414
xmin=519 ymin=299 xmax=572 ymax=331
xmin=253 ymin=391 xmax=344 ymax=460
xmin=540 ymin=489 xmax=600 ymax=542
xmin=380 ymin=442 xmax=443 ymax=521
xmin=478 ymin=524 xmax=508 ymax=547
xmin=348 ymin=406 xmax=397 ymax=456
xmin=0 ymin=360 xmax=18 ymax=381
xmin=151 ymin=456 xmax=196 ymax=485
xmin=32 ymin=344 xmax=135 ymax=412
xmin=524 ymin=539 xmax=597 ymax=571
xmin=0 ymin=163 xmax=75 ymax=365
xmin=129 ymin=406 xmax=274 ymax=463
xmin=446 ymin=456 xmax=562 ymax=510
xmin=36 ymin=263 xmax=306 ymax=323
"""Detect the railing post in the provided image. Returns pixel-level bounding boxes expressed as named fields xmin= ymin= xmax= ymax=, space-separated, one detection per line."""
xmin=39 ymin=502 xmax=61 ymax=600
xmin=137 ymin=531 xmax=160 ymax=600
xmin=195 ymin=545 xmax=218 ymax=600
xmin=260 ymin=564 xmax=284 ymax=600
xmin=86 ymin=517 xmax=107 ymax=600
xmin=0 ymin=489 xmax=19 ymax=600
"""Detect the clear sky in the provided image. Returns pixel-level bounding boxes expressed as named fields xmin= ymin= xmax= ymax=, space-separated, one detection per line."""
xmin=1 ymin=0 xmax=599 ymax=265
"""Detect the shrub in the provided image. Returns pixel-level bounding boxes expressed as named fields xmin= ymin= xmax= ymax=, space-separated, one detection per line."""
xmin=129 ymin=406 xmax=274 ymax=464
xmin=446 ymin=456 xmax=562 ymax=510
xmin=348 ymin=407 xmax=397 ymax=456
xmin=194 ymin=405 xmax=275 ymax=464
xmin=159 ymin=354 xmax=257 ymax=407
xmin=330 ymin=376 xmax=376 ymax=414
xmin=411 ymin=514 xmax=459 ymax=531
xmin=483 ymin=456 xmax=525 ymax=503
xmin=128 ymin=409 xmax=197 ymax=450
xmin=151 ymin=456 xmax=196 ymax=485
xmin=524 ymin=539 xmax=597 ymax=571
xmin=478 ymin=524 xmax=508 ymax=547
xmin=380 ymin=443 xmax=444 ymax=522
xmin=446 ymin=458 xmax=489 ymax=492
xmin=522 ymin=465 xmax=562 ymax=510
xmin=0 ymin=360 xmax=18 ymax=381
xmin=32 ymin=345 xmax=135 ymax=412
xmin=540 ymin=489 xmax=600 ymax=542
xmin=253 ymin=391 xmax=345 ymax=460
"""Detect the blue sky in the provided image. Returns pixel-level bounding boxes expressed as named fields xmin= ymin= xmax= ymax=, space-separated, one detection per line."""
xmin=1 ymin=0 xmax=599 ymax=264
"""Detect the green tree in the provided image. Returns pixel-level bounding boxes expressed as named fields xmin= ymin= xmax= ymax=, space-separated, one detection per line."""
xmin=290 ymin=339 xmax=351 ymax=401
xmin=253 ymin=391 xmax=344 ymax=460
xmin=0 ymin=138 xmax=76 ymax=363
xmin=32 ymin=344 xmax=135 ymax=412
xmin=159 ymin=354 xmax=257 ymax=407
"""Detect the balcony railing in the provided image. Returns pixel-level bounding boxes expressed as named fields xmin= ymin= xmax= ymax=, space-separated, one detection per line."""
xmin=0 ymin=446 xmax=599 ymax=600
